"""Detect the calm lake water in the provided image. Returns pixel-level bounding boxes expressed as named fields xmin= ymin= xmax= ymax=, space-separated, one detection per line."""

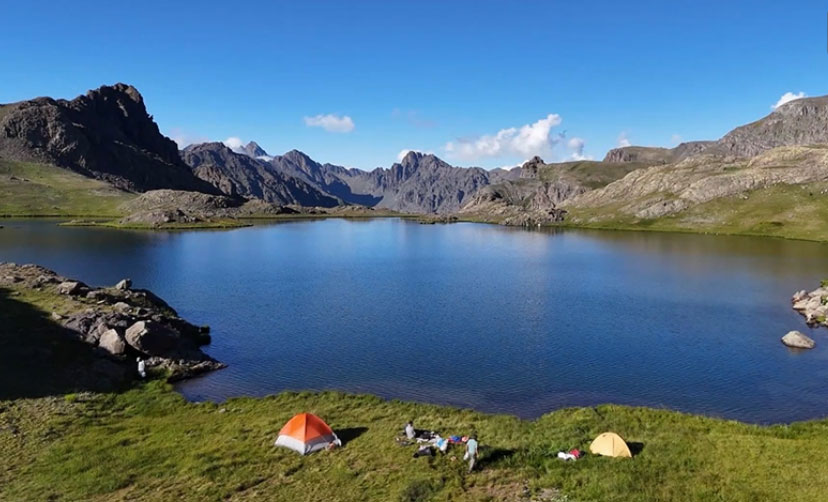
xmin=2 ymin=219 xmax=828 ymax=423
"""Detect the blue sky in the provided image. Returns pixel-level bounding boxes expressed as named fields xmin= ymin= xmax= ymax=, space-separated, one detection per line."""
xmin=2 ymin=1 xmax=826 ymax=169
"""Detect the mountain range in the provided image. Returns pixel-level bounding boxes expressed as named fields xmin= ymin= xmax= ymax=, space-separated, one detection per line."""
xmin=1 ymin=82 xmax=827 ymax=239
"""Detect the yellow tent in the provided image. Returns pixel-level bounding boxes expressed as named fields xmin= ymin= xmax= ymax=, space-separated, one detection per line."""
xmin=589 ymin=432 xmax=632 ymax=458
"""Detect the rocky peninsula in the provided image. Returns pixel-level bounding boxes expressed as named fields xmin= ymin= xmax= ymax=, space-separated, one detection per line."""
xmin=792 ymin=282 xmax=828 ymax=327
xmin=0 ymin=262 xmax=224 ymax=386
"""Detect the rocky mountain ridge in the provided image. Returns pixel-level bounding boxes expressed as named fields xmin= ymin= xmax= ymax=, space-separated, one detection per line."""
xmin=181 ymin=142 xmax=340 ymax=207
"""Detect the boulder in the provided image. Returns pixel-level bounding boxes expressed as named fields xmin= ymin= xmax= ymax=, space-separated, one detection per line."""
xmin=57 ymin=281 xmax=85 ymax=295
xmin=99 ymin=329 xmax=127 ymax=356
xmin=792 ymin=290 xmax=808 ymax=303
xmin=781 ymin=330 xmax=815 ymax=349
xmin=113 ymin=302 xmax=131 ymax=313
xmin=125 ymin=320 xmax=177 ymax=356
xmin=115 ymin=278 xmax=132 ymax=290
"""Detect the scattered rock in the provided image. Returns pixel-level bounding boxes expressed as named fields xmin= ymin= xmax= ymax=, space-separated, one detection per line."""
xmin=791 ymin=284 xmax=828 ymax=328
xmin=113 ymin=302 xmax=131 ymax=313
xmin=98 ymin=329 xmax=127 ymax=356
xmin=57 ymin=281 xmax=85 ymax=295
xmin=125 ymin=321 xmax=177 ymax=356
xmin=50 ymin=312 xmax=64 ymax=321
xmin=781 ymin=330 xmax=815 ymax=349
xmin=115 ymin=278 xmax=132 ymax=290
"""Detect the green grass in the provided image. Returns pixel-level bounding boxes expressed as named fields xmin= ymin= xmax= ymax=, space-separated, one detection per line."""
xmin=3 ymin=276 xmax=828 ymax=501
xmin=565 ymin=182 xmax=828 ymax=242
xmin=0 ymin=159 xmax=136 ymax=217
xmin=2 ymin=384 xmax=828 ymax=501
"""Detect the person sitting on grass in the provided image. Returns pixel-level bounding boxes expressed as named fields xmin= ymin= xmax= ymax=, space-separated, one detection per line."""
xmin=464 ymin=434 xmax=479 ymax=473
xmin=405 ymin=420 xmax=415 ymax=440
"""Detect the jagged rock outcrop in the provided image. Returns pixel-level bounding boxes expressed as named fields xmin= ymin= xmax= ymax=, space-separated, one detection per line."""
xmin=0 ymin=263 xmax=224 ymax=381
xmin=0 ymin=83 xmax=221 ymax=194
xmin=181 ymin=143 xmax=339 ymax=206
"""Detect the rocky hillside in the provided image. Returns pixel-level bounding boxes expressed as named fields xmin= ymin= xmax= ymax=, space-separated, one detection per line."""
xmin=711 ymin=96 xmax=828 ymax=158
xmin=566 ymin=145 xmax=828 ymax=220
xmin=603 ymin=141 xmax=714 ymax=164
xmin=459 ymin=157 xmax=647 ymax=225
xmin=530 ymin=94 xmax=828 ymax=241
xmin=0 ymin=84 xmax=219 ymax=194
xmin=181 ymin=142 xmax=340 ymax=207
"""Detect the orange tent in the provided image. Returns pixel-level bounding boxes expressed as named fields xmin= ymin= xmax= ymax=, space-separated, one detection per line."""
xmin=274 ymin=413 xmax=341 ymax=455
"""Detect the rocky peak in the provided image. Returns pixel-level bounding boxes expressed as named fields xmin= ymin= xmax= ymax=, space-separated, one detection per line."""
xmin=241 ymin=141 xmax=269 ymax=158
xmin=0 ymin=83 xmax=221 ymax=194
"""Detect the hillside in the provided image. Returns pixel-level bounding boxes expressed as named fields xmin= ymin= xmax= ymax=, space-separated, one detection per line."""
xmin=459 ymin=158 xmax=646 ymax=225
xmin=0 ymin=84 xmax=220 ymax=194
xmin=0 ymin=159 xmax=134 ymax=217
xmin=565 ymin=144 xmax=828 ymax=240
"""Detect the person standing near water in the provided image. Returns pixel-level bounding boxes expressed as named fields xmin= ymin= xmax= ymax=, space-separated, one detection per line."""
xmin=464 ymin=434 xmax=479 ymax=473
xmin=137 ymin=357 xmax=146 ymax=379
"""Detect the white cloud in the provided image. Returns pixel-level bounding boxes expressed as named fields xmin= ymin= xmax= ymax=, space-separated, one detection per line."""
xmin=444 ymin=114 xmax=563 ymax=161
xmin=566 ymin=137 xmax=591 ymax=160
xmin=303 ymin=114 xmax=355 ymax=133
xmin=670 ymin=134 xmax=682 ymax=145
xmin=772 ymin=91 xmax=806 ymax=110
xmin=616 ymin=132 xmax=632 ymax=148
xmin=223 ymin=137 xmax=244 ymax=151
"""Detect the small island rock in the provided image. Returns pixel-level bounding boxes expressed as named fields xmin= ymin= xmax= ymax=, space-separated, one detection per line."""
xmin=781 ymin=330 xmax=815 ymax=349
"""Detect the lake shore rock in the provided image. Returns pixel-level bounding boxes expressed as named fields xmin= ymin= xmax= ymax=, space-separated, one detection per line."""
xmin=791 ymin=284 xmax=828 ymax=328
xmin=0 ymin=262 xmax=225 ymax=382
xmin=781 ymin=330 xmax=815 ymax=349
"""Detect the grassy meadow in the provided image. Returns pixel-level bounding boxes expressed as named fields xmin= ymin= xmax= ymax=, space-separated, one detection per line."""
xmin=0 ymin=159 xmax=135 ymax=217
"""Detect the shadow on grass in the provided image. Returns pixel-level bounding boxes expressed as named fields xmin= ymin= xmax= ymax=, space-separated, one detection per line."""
xmin=478 ymin=447 xmax=518 ymax=468
xmin=337 ymin=426 xmax=368 ymax=446
xmin=628 ymin=442 xmax=645 ymax=456
xmin=0 ymin=287 xmax=129 ymax=400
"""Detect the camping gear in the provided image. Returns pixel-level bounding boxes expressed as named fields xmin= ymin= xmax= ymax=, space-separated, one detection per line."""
xmin=557 ymin=448 xmax=583 ymax=461
xmin=274 ymin=413 xmax=341 ymax=455
xmin=589 ymin=432 xmax=632 ymax=458
xmin=432 ymin=436 xmax=449 ymax=453
xmin=413 ymin=445 xmax=434 ymax=458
